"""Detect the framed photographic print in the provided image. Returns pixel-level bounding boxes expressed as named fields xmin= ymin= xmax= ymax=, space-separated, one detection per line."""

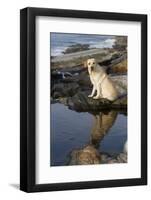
xmin=20 ymin=7 xmax=147 ymax=192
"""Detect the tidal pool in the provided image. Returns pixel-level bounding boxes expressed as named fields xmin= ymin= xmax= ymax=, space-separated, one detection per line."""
xmin=50 ymin=103 xmax=127 ymax=166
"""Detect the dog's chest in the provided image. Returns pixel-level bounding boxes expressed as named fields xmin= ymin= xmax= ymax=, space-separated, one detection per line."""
xmin=90 ymin=71 xmax=101 ymax=82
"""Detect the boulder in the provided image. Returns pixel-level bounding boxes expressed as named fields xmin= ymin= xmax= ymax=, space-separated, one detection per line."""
xmin=109 ymin=59 xmax=127 ymax=74
xmin=52 ymin=82 xmax=79 ymax=98
xmin=67 ymin=91 xmax=127 ymax=112
xmin=68 ymin=145 xmax=101 ymax=165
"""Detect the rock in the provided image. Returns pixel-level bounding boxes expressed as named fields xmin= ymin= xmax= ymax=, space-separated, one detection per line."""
xmin=58 ymin=97 xmax=68 ymax=105
xmin=100 ymin=152 xmax=127 ymax=164
xmin=51 ymin=73 xmax=127 ymax=111
xmin=111 ymin=75 xmax=127 ymax=91
xmin=52 ymin=82 xmax=80 ymax=98
xmin=57 ymin=65 xmax=85 ymax=74
xmin=113 ymin=36 xmax=127 ymax=51
xmin=101 ymin=153 xmax=112 ymax=163
xmin=68 ymin=145 xmax=101 ymax=165
xmin=68 ymin=148 xmax=127 ymax=165
xmin=61 ymin=77 xmax=77 ymax=83
xmin=52 ymin=83 xmax=64 ymax=93
xmin=51 ymin=97 xmax=59 ymax=104
xmin=112 ymin=95 xmax=127 ymax=108
xmin=107 ymin=159 xmax=119 ymax=164
xmin=53 ymin=91 xmax=61 ymax=99
xmin=62 ymin=43 xmax=90 ymax=54
xmin=117 ymin=153 xmax=127 ymax=163
xmin=51 ymin=48 xmax=120 ymax=69
xmin=109 ymin=59 xmax=127 ymax=74
xmin=67 ymin=91 xmax=127 ymax=111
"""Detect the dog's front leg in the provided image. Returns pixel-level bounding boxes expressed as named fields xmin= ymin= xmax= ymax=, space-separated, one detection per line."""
xmin=93 ymin=84 xmax=102 ymax=99
xmin=88 ymin=84 xmax=96 ymax=97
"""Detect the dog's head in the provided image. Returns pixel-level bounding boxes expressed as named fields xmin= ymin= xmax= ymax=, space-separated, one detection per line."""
xmin=84 ymin=58 xmax=97 ymax=73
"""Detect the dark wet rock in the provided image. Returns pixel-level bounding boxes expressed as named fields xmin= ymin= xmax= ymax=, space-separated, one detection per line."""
xmin=51 ymin=97 xmax=59 ymax=104
xmin=51 ymin=73 xmax=127 ymax=111
xmin=68 ymin=145 xmax=101 ymax=165
xmin=67 ymin=91 xmax=127 ymax=111
xmin=76 ymin=71 xmax=91 ymax=87
xmin=52 ymin=82 xmax=79 ymax=98
xmin=58 ymin=97 xmax=68 ymax=105
xmin=112 ymin=95 xmax=127 ymax=108
xmin=59 ymin=65 xmax=85 ymax=74
xmin=53 ymin=91 xmax=61 ymax=99
xmin=61 ymin=77 xmax=77 ymax=83
xmin=52 ymin=83 xmax=64 ymax=93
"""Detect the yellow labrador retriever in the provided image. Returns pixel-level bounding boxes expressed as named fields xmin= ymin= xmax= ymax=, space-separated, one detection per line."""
xmin=84 ymin=58 xmax=118 ymax=101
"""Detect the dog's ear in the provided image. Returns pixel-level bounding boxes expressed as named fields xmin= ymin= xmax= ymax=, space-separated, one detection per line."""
xmin=83 ymin=61 xmax=87 ymax=68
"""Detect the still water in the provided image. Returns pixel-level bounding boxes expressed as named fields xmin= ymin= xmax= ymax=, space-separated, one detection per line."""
xmin=50 ymin=103 xmax=127 ymax=166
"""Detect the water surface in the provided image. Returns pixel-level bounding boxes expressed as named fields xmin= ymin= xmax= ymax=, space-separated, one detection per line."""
xmin=50 ymin=103 xmax=127 ymax=166
xmin=50 ymin=33 xmax=115 ymax=56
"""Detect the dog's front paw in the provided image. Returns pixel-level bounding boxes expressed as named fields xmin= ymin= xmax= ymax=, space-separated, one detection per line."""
xmin=88 ymin=94 xmax=93 ymax=98
xmin=93 ymin=96 xmax=100 ymax=100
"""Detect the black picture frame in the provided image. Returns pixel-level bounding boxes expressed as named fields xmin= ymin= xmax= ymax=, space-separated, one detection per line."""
xmin=20 ymin=7 xmax=147 ymax=192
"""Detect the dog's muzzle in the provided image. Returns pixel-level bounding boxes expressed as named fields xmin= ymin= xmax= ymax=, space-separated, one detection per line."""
xmin=91 ymin=66 xmax=94 ymax=71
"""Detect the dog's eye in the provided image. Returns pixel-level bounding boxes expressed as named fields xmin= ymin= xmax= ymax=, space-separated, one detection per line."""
xmin=93 ymin=62 xmax=95 ymax=64
xmin=88 ymin=63 xmax=91 ymax=65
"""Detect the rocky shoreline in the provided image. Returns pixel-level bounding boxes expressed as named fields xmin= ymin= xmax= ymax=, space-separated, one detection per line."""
xmin=51 ymin=72 xmax=127 ymax=111
xmin=51 ymin=36 xmax=127 ymax=112
xmin=51 ymin=36 xmax=128 ymax=165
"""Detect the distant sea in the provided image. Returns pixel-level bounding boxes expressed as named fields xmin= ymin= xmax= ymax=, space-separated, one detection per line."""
xmin=50 ymin=33 xmax=115 ymax=56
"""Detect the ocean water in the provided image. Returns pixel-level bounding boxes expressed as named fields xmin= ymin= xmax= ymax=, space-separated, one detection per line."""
xmin=50 ymin=103 xmax=127 ymax=166
xmin=50 ymin=33 xmax=115 ymax=56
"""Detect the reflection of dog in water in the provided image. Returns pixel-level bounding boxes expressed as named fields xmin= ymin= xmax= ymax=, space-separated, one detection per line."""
xmin=84 ymin=58 xmax=118 ymax=101
xmin=91 ymin=110 xmax=117 ymax=147
xmin=68 ymin=111 xmax=118 ymax=165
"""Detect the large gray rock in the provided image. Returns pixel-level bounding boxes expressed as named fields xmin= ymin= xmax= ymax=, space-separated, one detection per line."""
xmin=51 ymin=49 xmax=120 ymax=69
xmin=111 ymin=75 xmax=127 ymax=94
xmin=51 ymin=74 xmax=127 ymax=111
xmin=67 ymin=91 xmax=127 ymax=111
